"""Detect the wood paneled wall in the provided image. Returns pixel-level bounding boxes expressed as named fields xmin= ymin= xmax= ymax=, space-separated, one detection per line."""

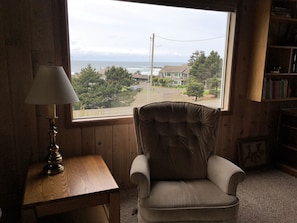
xmin=1 ymin=0 xmax=297 ymax=222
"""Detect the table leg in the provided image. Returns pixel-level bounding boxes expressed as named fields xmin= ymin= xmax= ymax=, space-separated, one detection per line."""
xmin=109 ymin=191 xmax=120 ymax=223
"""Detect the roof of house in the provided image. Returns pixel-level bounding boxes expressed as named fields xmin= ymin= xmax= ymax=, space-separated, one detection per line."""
xmin=132 ymin=74 xmax=149 ymax=80
xmin=159 ymin=65 xmax=191 ymax=74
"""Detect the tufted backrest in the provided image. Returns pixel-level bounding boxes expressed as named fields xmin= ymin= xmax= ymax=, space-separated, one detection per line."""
xmin=133 ymin=101 xmax=221 ymax=180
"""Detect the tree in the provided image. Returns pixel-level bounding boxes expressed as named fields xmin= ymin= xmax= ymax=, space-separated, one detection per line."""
xmin=188 ymin=50 xmax=201 ymax=66
xmin=152 ymin=76 xmax=160 ymax=86
xmin=152 ymin=76 xmax=173 ymax=87
xmin=208 ymin=77 xmax=221 ymax=97
xmin=72 ymin=64 xmax=102 ymax=94
xmin=72 ymin=64 xmax=109 ymax=109
xmin=188 ymin=50 xmax=222 ymax=83
xmin=189 ymin=51 xmax=210 ymax=82
xmin=72 ymin=64 xmax=137 ymax=110
xmin=105 ymin=66 xmax=134 ymax=88
xmin=206 ymin=51 xmax=223 ymax=78
xmin=158 ymin=77 xmax=173 ymax=87
xmin=104 ymin=66 xmax=137 ymax=107
xmin=187 ymin=50 xmax=222 ymax=99
xmin=187 ymin=77 xmax=204 ymax=101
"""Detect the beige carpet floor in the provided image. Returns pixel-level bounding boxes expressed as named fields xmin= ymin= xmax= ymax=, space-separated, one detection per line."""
xmin=120 ymin=168 xmax=297 ymax=223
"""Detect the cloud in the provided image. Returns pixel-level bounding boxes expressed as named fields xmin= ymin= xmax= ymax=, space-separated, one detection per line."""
xmin=68 ymin=0 xmax=227 ymax=62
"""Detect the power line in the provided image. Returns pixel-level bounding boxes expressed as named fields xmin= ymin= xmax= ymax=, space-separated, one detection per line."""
xmin=155 ymin=34 xmax=225 ymax=42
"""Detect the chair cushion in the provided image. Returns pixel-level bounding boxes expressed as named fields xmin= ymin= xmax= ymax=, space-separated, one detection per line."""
xmin=139 ymin=180 xmax=239 ymax=222
xmin=136 ymin=102 xmax=220 ymax=180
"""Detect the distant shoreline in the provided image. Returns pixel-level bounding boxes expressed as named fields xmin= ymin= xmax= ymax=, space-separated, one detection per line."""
xmin=70 ymin=60 xmax=186 ymax=75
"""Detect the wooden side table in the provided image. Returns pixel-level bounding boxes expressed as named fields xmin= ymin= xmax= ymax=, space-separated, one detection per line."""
xmin=22 ymin=155 xmax=120 ymax=223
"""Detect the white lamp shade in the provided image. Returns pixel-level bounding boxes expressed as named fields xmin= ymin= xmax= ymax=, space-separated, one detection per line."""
xmin=25 ymin=65 xmax=79 ymax=105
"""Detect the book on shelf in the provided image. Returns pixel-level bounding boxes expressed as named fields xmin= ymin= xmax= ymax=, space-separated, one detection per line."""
xmin=292 ymin=49 xmax=297 ymax=73
xmin=262 ymin=78 xmax=289 ymax=99
xmin=271 ymin=6 xmax=292 ymax=17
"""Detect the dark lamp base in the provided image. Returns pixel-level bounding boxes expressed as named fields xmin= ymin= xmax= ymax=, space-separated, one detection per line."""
xmin=43 ymin=163 xmax=64 ymax=175
xmin=44 ymin=118 xmax=64 ymax=175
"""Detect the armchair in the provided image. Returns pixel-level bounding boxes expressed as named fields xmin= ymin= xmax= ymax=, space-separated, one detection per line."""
xmin=130 ymin=101 xmax=245 ymax=223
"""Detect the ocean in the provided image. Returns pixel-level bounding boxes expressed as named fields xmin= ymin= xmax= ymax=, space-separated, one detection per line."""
xmin=70 ymin=60 xmax=186 ymax=75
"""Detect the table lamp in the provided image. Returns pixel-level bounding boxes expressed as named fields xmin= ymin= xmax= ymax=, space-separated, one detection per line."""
xmin=25 ymin=65 xmax=79 ymax=175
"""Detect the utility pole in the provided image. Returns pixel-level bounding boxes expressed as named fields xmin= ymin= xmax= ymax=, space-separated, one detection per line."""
xmin=150 ymin=33 xmax=155 ymax=90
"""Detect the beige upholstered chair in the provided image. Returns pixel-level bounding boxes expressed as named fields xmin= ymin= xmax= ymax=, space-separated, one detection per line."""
xmin=130 ymin=101 xmax=245 ymax=223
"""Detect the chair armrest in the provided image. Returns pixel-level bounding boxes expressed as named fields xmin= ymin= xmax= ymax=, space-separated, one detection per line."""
xmin=207 ymin=155 xmax=245 ymax=196
xmin=130 ymin=154 xmax=151 ymax=199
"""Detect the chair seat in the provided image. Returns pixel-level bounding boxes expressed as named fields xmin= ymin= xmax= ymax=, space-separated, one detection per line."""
xmin=139 ymin=180 xmax=239 ymax=222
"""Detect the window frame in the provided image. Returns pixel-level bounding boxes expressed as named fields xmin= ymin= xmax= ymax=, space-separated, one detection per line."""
xmin=63 ymin=0 xmax=239 ymax=128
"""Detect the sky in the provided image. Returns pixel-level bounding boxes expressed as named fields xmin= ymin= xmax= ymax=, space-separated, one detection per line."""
xmin=68 ymin=0 xmax=228 ymax=63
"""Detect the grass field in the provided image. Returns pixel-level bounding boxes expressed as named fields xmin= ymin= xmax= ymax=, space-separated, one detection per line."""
xmin=73 ymin=83 xmax=220 ymax=119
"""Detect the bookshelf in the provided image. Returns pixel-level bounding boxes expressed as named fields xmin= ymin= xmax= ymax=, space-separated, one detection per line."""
xmin=263 ymin=44 xmax=297 ymax=100
xmin=277 ymin=108 xmax=297 ymax=177
xmin=247 ymin=0 xmax=297 ymax=102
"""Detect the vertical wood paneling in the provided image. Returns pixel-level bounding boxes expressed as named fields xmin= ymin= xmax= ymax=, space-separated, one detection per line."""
xmin=0 ymin=0 xmax=38 ymax=212
xmin=0 ymin=1 xmax=20 ymax=207
xmin=112 ymin=124 xmax=131 ymax=188
xmin=216 ymin=115 xmax=232 ymax=158
xmin=29 ymin=0 xmax=56 ymax=162
xmin=5 ymin=0 xmax=36 ymax=188
xmin=258 ymin=106 xmax=270 ymax=136
xmin=57 ymin=104 xmax=83 ymax=158
xmin=126 ymin=123 xmax=138 ymax=187
xmin=30 ymin=49 xmax=55 ymax=161
xmin=30 ymin=0 xmax=54 ymax=51
xmin=95 ymin=125 xmax=113 ymax=169
xmin=81 ymin=127 xmax=96 ymax=155
xmin=127 ymin=123 xmax=138 ymax=167
xmin=36 ymin=114 xmax=51 ymax=160
xmin=58 ymin=125 xmax=82 ymax=158
xmin=52 ymin=0 xmax=68 ymax=67
xmin=217 ymin=0 xmax=260 ymax=161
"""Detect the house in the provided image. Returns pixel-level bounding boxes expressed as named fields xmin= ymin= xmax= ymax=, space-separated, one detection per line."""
xmin=159 ymin=65 xmax=190 ymax=86
xmin=1 ymin=0 xmax=297 ymax=222
xmin=132 ymin=73 xmax=149 ymax=83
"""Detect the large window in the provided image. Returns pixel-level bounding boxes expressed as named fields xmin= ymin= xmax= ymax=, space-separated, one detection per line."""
xmin=68 ymin=0 xmax=236 ymax=121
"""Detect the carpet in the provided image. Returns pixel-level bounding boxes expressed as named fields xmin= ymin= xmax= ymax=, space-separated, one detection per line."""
xmin=237 ymin=168 xmax=297 ymax=223
xmin=120 ymin=168 xmax=297 ymax=223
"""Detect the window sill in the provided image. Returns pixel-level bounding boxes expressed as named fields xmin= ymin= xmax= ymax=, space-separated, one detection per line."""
xmin=65 ymin=105 xmax=230 ymax=128
xmin=65 ymin=106 xmax=133 ymax=128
